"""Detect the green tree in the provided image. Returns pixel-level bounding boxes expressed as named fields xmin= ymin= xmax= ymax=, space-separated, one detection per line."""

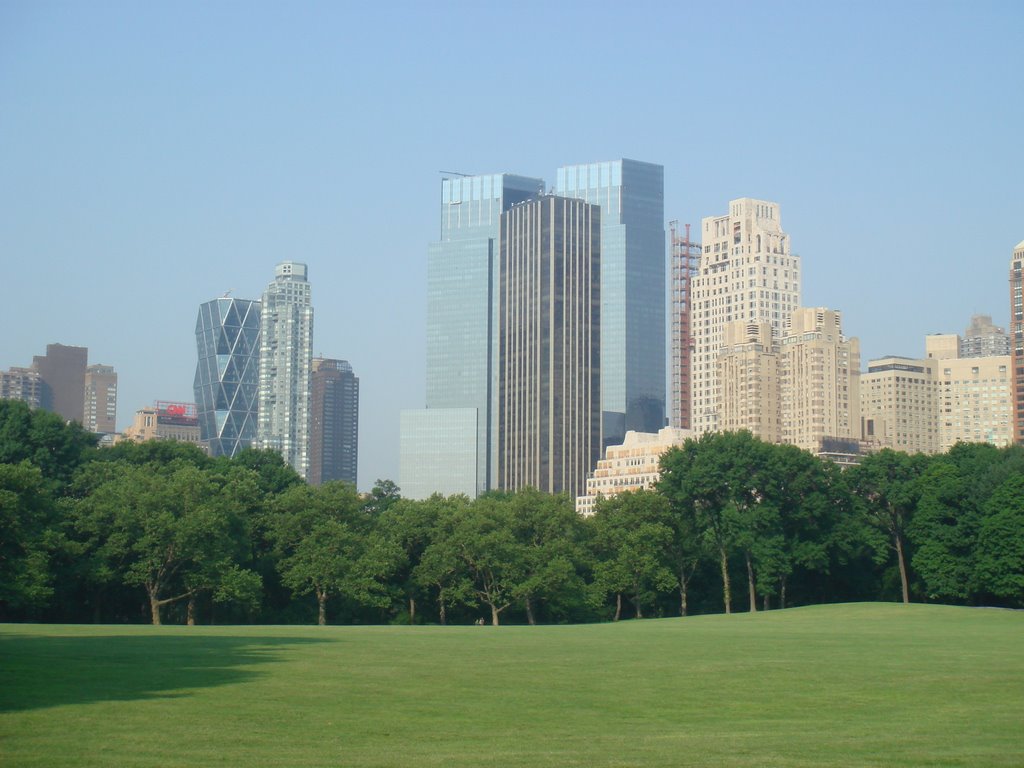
xmin=848 ymin=450 xmax=930 ymax=603
xmin=413 ymin=496 xmax=475 ymax=625
xmin=973 ymin=474 xmax=1024 ymax=605
xmin=907 ymin=461 xmax=974 ymax=602
xmin=0 ymin=462 xmax=56 ymax=614
xmin=0 ymin=399 xmax=97 ymax=485
xmin=589 ymin=491 xmax=675 ymax=620
xmin=68 ymin=461 xmax=261 ymax=624
xmin=451 ymin=495 xmax=524 ymax=626
xmin=271 ymin=481 xmax=391 ymax=624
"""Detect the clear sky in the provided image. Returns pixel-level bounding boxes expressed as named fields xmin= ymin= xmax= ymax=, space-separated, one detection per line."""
xmin=2 ymin=1 xmax=1022 ymax=490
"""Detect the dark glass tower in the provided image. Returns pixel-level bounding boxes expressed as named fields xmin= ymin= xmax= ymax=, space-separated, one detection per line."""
xmin=309 ymin=358 xmax=359 ymax=486
xmin=556 ymin=159 xmax=665 ymax=445
xmin=193 ymin=297 xmax=261 ymax=457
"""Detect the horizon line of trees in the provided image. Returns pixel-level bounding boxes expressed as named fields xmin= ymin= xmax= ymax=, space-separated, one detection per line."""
xmin=2 ymin=399 xmax=1022 ymax=626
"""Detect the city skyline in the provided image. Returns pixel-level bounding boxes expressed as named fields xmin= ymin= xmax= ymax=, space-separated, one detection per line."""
xmin=2 ymin=3 xmax=1021 ymax=489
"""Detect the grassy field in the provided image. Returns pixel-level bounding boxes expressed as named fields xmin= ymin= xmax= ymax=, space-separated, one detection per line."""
xmin=1 ymin=603 xmax=1022 ymax=767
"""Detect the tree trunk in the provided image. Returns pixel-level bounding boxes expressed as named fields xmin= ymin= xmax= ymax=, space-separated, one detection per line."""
xmin=490 ymin=603 xmax=500 ymax=626
xmin=525 ymin=597 xmax=536 ymax=626
xmin=894 ymin=532 xmax=910 ymax=604
xmin=439 ymin=598 xmax=447 ymax=626
xmin=187 ymin=596 xmax=196 ymax=626
xmin=720 ymin=547 xmax=732 ymax=614
xmin=763 ymin=594 xmax=769 ymax=611
xmin=780 ymin=577 xmax=787 ymax=610
xmin=634 ymin=584 xmax=643 ymax=619
xmin=317 ymin=589 xmax=327 ymax=626
xmin=614 ymin=592 xmax=622 ymax=622
xmin=746 ymin=551 xmax=757 ymax=613
xmin=680 ymin=574 xmax=688 ymax=618
xmin=149 ymin=591 xmax=162 ymax=626
xmin=409 ymin=597 xmax=416 ymax=625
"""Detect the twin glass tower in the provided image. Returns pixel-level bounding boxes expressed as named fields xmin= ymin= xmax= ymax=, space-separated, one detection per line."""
xmin=400 ymin=159 xmax=665 ymax=499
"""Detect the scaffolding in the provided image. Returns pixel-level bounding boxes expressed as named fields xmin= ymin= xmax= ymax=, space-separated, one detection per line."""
xmin=669 ymin=221 xmax=701 ymax=429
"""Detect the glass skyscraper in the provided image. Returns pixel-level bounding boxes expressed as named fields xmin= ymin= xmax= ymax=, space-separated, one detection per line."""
xmin=400 ymin=173 xmax=544 ymax=498
xmin=257 ymin=262 xmax=314 ymax=478
xmin=556 ymin=159 xmax=665 ymax=445
xmin=193 ymin=297 xmax=261 ymax=458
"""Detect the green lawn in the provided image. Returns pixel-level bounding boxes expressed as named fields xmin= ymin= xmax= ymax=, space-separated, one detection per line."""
xmin=1 ymin=603 xmax=1022 ymax=767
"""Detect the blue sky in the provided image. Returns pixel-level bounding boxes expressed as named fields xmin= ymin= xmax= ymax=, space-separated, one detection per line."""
xmin=2 ymin=1 xmax=1022 ymax=489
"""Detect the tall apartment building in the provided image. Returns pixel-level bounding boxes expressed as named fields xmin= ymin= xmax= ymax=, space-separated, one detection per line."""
xmin=32 ymin=343 xmax=88 ymax=423
xmin=925 ymin=333 xmax=961 ymax=361
xmin=692 ymin=199 xmax=801 ymax=433
xmin=400 ymin=173 xmax=543 ymax=499
xmin=962 ymin=314 xmax=1010 ymax=358
xmin=1011 ymin=241 xmax=1024 ymax=444
xmin=194 ymin=297 xmax=261 ymax=458
xmin=0 ymin=367 xmax=42 ymax=408
xmin=555 ymin=159 xmax=665 ymax=443
xmin=498 ymin=195 xmax=601 ymax=496
xmin=935 ymin=356 xmax=1013 ymax=451
xmin=576 ymin=427 xmax=691 ymax=515
xmin=309 ymin=358 xmax=359 ymax=486
xmin=780 ymin=308 xmax=860 ymax=453
xmin=860 ymin=357 xmax=939 ymax=454
xmin=83 ymin=364 xmax=117 ymax=434
xmin=257 ymin=262 xmax=313 ymax=478
xmin=716 ymin=321 xmax=780 ymax=442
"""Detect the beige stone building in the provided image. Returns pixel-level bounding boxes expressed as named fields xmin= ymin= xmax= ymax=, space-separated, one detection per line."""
xmin=780 ymin=308 xmax=860 ymax=453
xmin=935 ymin=356 xmax=1013 ymax=451
xmin=860 ymin=357 xmax=939 ymax=454
xmin=0 ymin=367 xmax=42 ymax=408
xmin=717 ymin=321 xmax=780 ymax=442
xmin=576 ymin=427 xmax=691 ymax=515
xmin=692 ymin=199 xmax=801 ymax=433
xmin=1011 ymin=242 xmax=1024 ymax=445
xmin=119 ymin=402 xmax=204 ymax=447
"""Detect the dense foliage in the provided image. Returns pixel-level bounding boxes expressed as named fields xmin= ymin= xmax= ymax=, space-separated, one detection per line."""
xmin=2 ymin=399 xmax=1022 ymax=624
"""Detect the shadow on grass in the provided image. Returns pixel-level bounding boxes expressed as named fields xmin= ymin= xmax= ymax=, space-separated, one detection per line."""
xmin=0 ymin=632 xmax=329 ymax=713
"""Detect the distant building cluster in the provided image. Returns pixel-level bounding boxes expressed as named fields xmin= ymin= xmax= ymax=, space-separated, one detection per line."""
xmin=3 ymin=163 xmax=1019 ymax=499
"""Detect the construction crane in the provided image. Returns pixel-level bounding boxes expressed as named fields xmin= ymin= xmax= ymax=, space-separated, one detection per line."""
xmin=669 ymin=221 xmax=701 ymax=430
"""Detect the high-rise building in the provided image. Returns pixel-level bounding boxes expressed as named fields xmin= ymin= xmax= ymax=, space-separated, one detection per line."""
xmin=779 ymin=308 xmax=860 ymax=454
xmin=194 ymin=297 xmax=261 ymax=458
xmin=257 ymin=262 xmax=313 ymax=478
xmin=400 ymin=173 xmax=544 ymax=499
xmin=83 ymin=364 xmax=118 ymax=434
xmin=1012 ymin=241 xmax=1024 ymax=444
xmin=962 ymin=314 xmax=1010 ymax=358
xmin=691 ymin=200 xmax=801 ymax=434
xmin=309 ymin=358 xmax=359 ymax=486
xmin=925 ymin=334 xmax=961 ymax=361
xmin=556 ymin=159 xmax=665 ymax=444
xmin=32 ymin=343 xmax=88 ymax=423
xmin=936 ymin=356 xmax=1013 ymax=451
xmin=669 ymin=222 xmax=701 ymax=430
xmin=497 ymin=195 xmax=601 ymax=496
xmin=716 ymin=321 xmax=780 ymax=442
xmin=0 ymin=367 xmax=42 ymax=408
xmin=860 ymin=356 xmax=939 ymax=454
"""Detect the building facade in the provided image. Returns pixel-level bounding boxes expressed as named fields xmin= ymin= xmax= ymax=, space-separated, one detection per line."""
xmin=555 ymin=159 xmax=665 ymax=444
xmin=399 ymin=408 xmax=478 ymax=500
xmin=779 ymin=308 xmax=860 ymax=453
xmin=691 ymin=199 xmax=801 ymax=434
xmin=962 ymin=314 xmax=1010 ymax=358
xmin=309 ymin=358 xmax=359 ymax=486
xmin=257 ymin=262 xmax=313 ymax=478
xmin=1011 ymin=242 xmax=1024 ymax=445
xmin=400 ymin=173 xmax=544 ymax=498
xmin=0 ymin=367 xmax=42 ymax=408
xmin=498 ymin=195 xmax=601 ymax=496
xmin=860 ymin=357 xmax=939 ymax=454
xmin=194 ymin=297 xmax=261 ymax=458
xmin=83 ymin=364 xmax=118 ymax=434
xmin=119 ymin=401 xmax=203 ymax=446
xmin=576 ymin=427 xmax=691 ymax=515
xmin=32 ymin=343 xmax=88 ymax=423
xmin=716 ymin=321 xmax=780 ymax=442
xmin=936 ymin=355 xmax=1013 ymax=451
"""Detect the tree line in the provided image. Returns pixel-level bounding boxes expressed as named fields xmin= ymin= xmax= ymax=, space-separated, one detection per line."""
xmin=2 ymin=399 xmax=1022 ymax=625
